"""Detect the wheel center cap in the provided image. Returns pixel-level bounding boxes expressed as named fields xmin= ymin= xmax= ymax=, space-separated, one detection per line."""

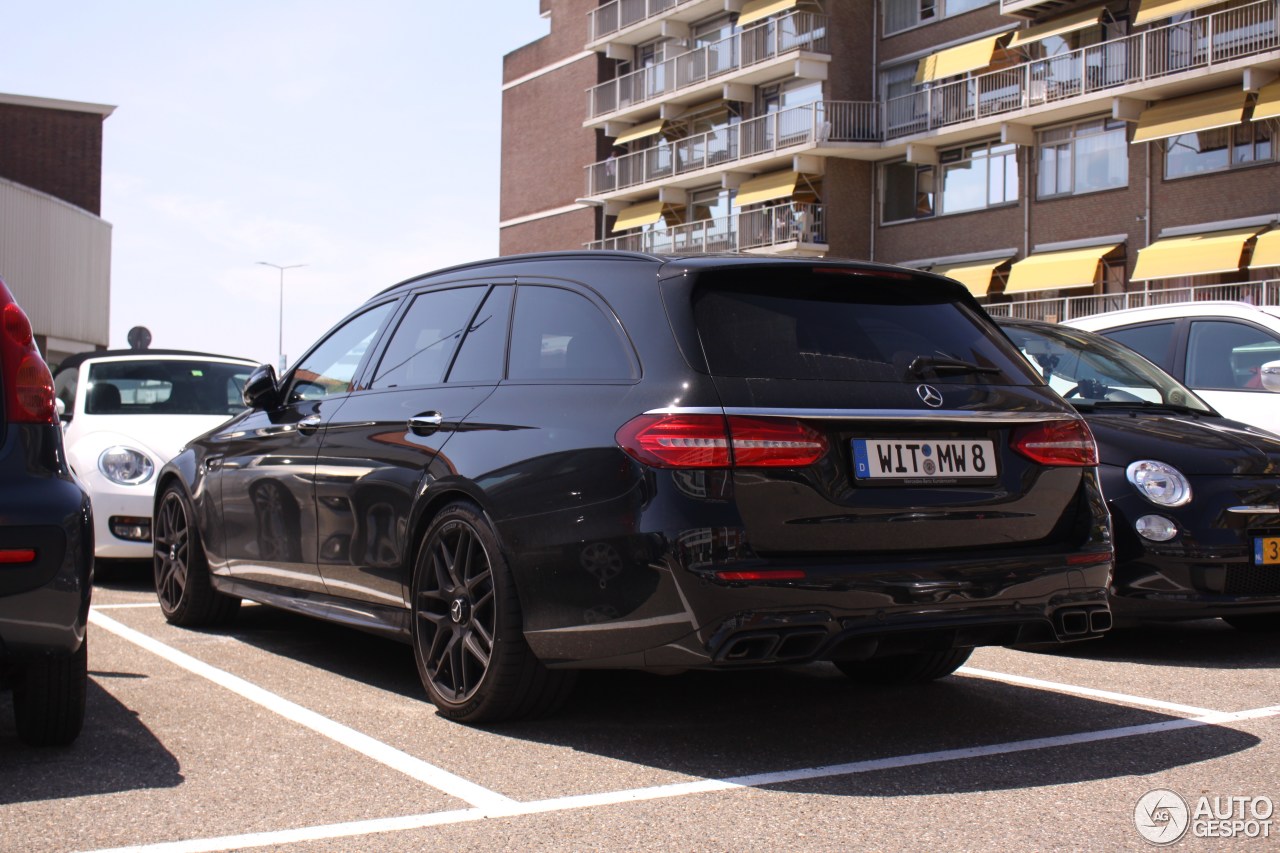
xmin=450 ymin=597 xmax=470 ymax=625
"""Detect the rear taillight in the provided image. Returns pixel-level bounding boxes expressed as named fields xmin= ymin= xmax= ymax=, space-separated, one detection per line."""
xmin=1 ymin=287 xmax=56 ymax=425
xmin=0 ymin=548 xmax=36 ymax=564
xmin=1011 ymin=419 xmax=1098 ymax=467
xmin=616 ymin=414 xmax=828 ymax=469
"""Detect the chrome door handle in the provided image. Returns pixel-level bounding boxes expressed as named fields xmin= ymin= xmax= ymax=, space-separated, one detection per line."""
xmin=408 ymin=413 xmax=444 ymax=435
xmin=297 ymin=415 xmax=323 ymax=435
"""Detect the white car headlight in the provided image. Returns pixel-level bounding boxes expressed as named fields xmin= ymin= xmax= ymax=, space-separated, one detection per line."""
xmin=1126 ymin=460 xmax=1191 ymax=507
xmin=99 ymin=446 xmax=155 ymax=485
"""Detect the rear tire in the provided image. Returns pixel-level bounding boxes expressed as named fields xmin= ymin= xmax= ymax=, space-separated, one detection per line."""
xmin=13 ymin=638 xmax=87 ymax=747
xmin=1223 ymin=613 xmax=1280 ymax=633
xmin=154 ymin=484 xmax=239 ymax=626
xmin=835 ymin=647 xmax=973 ymax=685
xmin=411 ymin=502 xmax=574 ymax=724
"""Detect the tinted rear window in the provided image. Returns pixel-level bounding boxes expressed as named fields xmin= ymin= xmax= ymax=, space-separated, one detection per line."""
xmin=692 ymin=269 xmax=1036 ymax=385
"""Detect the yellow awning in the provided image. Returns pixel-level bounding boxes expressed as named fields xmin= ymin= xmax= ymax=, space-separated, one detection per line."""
xmin=1007 ymin=7 xmax=1104 ymax=49
xmin=1131 ymin=87 xmax=1247 ymax=144
xmin=614 ymin=119 xmax=665 ymax=145
xmin=738 ymin=0 xmax=797 ymax=27
xmin=1135 ymin=0 xmax=1226 ymax=27
xmin=915 ymin=35 xmax=1004 ymax=84
xmin=1132 ymin=228 xmax=1261 ymax=280
xmin=1251 ymin=230 xmax=1280 ymax=270
xmin=733 ymin=170 xmax=800 ymax=208
xmin=1254 ymin=80 xmax=1280 ymax=122
xmin=933 ymin=258 xmax=1012 ymax=297
xmin=1006 ymin=245 xmax=1120 ymax=293
xmin=611 ymin=200 xmax=665 ymax=233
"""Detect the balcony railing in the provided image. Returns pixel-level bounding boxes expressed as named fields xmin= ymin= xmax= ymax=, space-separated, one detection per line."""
xmin=586 ymin=100 xmax=879 ymax=196
xmin=983 ymin=280 xmax=1280 ymax=322
xmin=588 ymin=0 xmax=700 ymax=43
xmin=588 ymin=12 xmax=830 ymax=120
xmin=886 ymin=0 xmax=1277 ymax=139
xmin=587 ymin=202 xmax=827 ymax=253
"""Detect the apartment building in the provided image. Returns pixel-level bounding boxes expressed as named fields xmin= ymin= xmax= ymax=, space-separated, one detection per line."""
xmin=500 ymin=0 xmax=1280 ymax=317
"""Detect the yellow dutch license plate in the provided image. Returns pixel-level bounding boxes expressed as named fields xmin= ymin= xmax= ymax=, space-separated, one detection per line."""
xmin=1253 ymin=537 xmax=1280 ymax=565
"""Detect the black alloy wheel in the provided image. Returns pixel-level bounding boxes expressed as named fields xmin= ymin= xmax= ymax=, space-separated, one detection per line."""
xmin=411 ymin=502 xmax=574 ymax=723
xmin=153 ymin=485 xmax=239 ymax=626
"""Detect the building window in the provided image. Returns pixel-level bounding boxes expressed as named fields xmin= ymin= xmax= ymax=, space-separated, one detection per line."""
xmin=883 ymin=0 xmax=994 ymax=35
xmin=1037 ymin=118 xmax=1128 ymax=198
xmin=883 ymin=141 xmax=1017 ymax=223
xmin=1165 ymin=121 xmax=1274 ymax=179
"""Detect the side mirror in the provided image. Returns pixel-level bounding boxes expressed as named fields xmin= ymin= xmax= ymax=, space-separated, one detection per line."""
xmin=1259 ymin=360 xmax=1280 ymax=393
xmin=55 ymin=397 xmax=68 ymax=425
xmin=242 ymin=364 xmax=280 ymax=409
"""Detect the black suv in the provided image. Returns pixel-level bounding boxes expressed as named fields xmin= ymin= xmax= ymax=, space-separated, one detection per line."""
xmin=153 ymin=253 xmax=1113 ymax=723
xmin=0 ymin=280 xmax=93 ymax=746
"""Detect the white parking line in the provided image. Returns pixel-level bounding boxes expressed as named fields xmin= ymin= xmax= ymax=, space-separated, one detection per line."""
xmin=87 ymin=610 xmax=515 ymax=811
xmin=958 ymin=666 xmax=1220 ymax=716
xmin=82 ymin=703 xmax=1280 ymax=853
xmin=92 ymin=603 xmax=163 ymax=610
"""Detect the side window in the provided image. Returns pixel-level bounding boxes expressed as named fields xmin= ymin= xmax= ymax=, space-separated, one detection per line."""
xmin=508 ymin=286 xmax=634 ymax=381
xmin=1186 ymin=320 xmax=1280 ymax=390
xmin=1102 ymin=323 xmax=1176 ymax=373
xmin=289 ymin=302 xmax=395 ymax=402
xmin=448 ymin=285 xmax=513 ymax=383
xmin=371 ymin=287 xmax=485 ymax=389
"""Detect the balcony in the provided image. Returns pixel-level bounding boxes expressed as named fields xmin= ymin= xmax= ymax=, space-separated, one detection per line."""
xmin=587 ymin=12 xmax=830 ymax=124
xmin=886 ymin=0 xmax=1279 ymax=141
xmin=587 ymin=201 xmax=828 ymax=255
xmin=587 ymin=0 xmax=720 ymax=48
xmin=586 ymin=100 xmax=879 ymax=198
xmin=984 ymin=280 xmax=1280 ymax=322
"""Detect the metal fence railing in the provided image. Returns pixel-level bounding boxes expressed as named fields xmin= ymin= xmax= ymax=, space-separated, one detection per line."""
xmin=983 ymin=280 xmax=1280 ymax=322
xmin=586 ymin=202 xmax=827 ymax=254
xmin=586 ymin=100 xmax=878 ymax=196
xmin=885 ymin=0 xmax=1278 ymax=141
xmin=587 ymin=12 xmax=830 ymax=119
xmin=587 ymin=0 xmax=695 ymax=43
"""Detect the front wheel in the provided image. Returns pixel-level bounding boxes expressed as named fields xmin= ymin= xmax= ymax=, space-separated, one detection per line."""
xmin=154 ymin=484 xmax=239 ymax=626
xmin=411 ymin=502 xmax=574 ymax=723
xmin=835 ymin=647 xmax=973 ymax=685
xmin=13 ymin=638 xmax=87 ymax=747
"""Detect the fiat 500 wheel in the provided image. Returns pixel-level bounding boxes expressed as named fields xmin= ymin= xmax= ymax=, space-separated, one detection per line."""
xmin=154 ymin=484 xmax=239 ymax=626
xmin=411 ymin=502 xmax=574 ymax=723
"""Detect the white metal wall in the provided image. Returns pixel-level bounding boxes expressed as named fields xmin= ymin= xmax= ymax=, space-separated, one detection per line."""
xmin=0 ymin=176 xmax=111 ymax=349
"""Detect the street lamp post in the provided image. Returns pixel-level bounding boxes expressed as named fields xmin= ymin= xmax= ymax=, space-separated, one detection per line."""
xmin=256 ymin=261 xmax=307 ymax=372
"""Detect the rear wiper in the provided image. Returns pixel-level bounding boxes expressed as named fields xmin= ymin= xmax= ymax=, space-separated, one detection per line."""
xmin=908 ymin=355 xmax=1002 ymax=377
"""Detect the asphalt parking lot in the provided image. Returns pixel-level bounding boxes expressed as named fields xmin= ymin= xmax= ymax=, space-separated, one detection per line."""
xmin=2 ymin=563 xmax=1278 ymax=852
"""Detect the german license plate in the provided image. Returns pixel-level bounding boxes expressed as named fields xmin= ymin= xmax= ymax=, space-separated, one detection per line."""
xmin=1253 ymin=537 xmax=1280 ymax=565
xmin=853 ymin=438 xmax=997 ymax=480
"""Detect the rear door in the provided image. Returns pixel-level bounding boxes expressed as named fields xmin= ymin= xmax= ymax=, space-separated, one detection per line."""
xmin=685 ymin=266 xmax=1084 ymax=556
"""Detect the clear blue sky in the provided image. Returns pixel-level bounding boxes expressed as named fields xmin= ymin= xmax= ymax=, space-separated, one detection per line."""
xmin=1 ymin=1 xmax=549 ymax=366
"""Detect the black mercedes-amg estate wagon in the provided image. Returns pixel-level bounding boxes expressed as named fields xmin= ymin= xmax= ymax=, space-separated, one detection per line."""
xmin=153 ymin=252 xmax=1113 ymax=722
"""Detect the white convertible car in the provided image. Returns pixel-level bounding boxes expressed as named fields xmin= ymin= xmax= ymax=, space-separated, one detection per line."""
xmin=53 ymin=350 xmax=258 ymax=560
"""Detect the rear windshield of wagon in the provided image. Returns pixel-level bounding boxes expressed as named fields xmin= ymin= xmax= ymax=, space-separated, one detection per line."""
xmin=691 ymin=268 xmax=1038 ymax=385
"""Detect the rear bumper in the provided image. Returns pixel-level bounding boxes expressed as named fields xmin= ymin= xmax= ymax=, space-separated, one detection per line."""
xmin=0 ymin=435 xmax=94 ymax=663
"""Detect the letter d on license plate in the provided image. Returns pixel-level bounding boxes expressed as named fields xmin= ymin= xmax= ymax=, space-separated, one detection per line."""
xmin=853 ymin=438 xmax=997 ymax=480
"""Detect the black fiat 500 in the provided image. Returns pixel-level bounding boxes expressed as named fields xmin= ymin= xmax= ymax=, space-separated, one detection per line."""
xmin=1000 ymin=317 xmax=1280 ymax=630
xmin=154 ymin=253 xmax=1112 ymax=723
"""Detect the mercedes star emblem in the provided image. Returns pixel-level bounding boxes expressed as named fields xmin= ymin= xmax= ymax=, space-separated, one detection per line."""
xmin=917 ymin=384 xmax=944 ymax=408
